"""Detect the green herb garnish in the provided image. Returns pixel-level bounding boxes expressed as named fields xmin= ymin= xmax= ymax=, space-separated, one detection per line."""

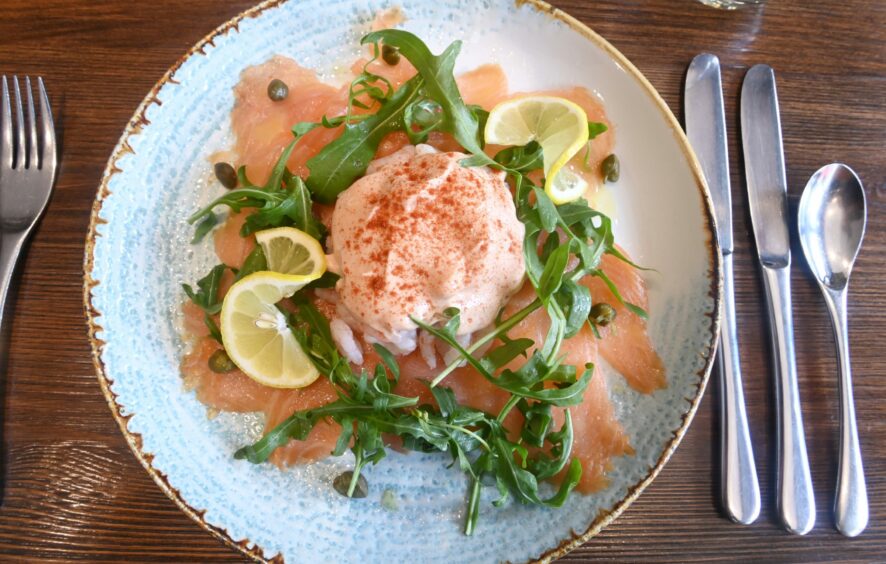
xmin=182 ymin=264 xmax=228 ymax=343
xmin=188 ymin=137 xmax=325 ymax=239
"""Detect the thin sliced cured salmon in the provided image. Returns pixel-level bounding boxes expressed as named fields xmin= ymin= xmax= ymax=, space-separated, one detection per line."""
xmin=214 ymin=212 xmax=255 ymax=269
xmin=583 ymin=253 xmax=666 ymax=394
xmin=457 ymin=64 xmax=510 ymax=110
xmin=231 ymin=56 xmax=346 ymax=183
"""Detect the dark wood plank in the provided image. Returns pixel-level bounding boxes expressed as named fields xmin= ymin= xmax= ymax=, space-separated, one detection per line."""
xmin=0 ymin=0 xmax=882 ymax=561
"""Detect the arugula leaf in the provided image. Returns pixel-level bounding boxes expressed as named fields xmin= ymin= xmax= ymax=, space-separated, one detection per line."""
xmin=235 ymin=401 xmax=374 ymax=463
xmin=182 ymin=264 xmax=227 ymax=316
xmin=468 ymin=105 xmax=490 ymax=147
xmin=191 ymin=213 xmax=218 ymax=244
xmin=542 ymin=457 xmax=582 ymax=507
xmin=556 ymin=280 xmax=592 ymax=338
xmin=588 ymin=121 xmax=608 ymax=139
xmin=188 ymin=141 xmax=325 ymax=239
xmin=537 ymin=243 xmax=571 ymax=302
xmin=593 ymin=269 xmax=649 ymax=320
xmin=243 ymin=175 xmax=324 ymax=239
xmin=518 ymin=399 xmax=553 ymax=448
xmin=428 ymin=385 xmax=459 ymax=418
xmin=491 ymin=433 xmax=542 ymax=504
xmin=235 ymin=246 xmax=267 ymax=281
xmin=333 ymin=416 xmax=355 ymax=457
xmin=533 ymin=188 xmax=559 ymax=234
xmin=307 ymin=271 xmax=340 ymax=289
xmin=479 ymin=339 xmax=534 ymax=373
xmin=306 ymin=76 xmax=423 ymax=203
xmin=362 ymin=30 xmax=497 ymax=169
xmin=372 ymin=343 xmax=400 ymax=381
xmin=497 ymin=359 xmax=593 ymax=407
xmin=494 ymin=141 xmax=543 ymax=172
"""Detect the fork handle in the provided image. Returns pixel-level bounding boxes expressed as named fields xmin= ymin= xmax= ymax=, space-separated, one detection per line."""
xmin=0 ymin=230 xmax=29 ymax=329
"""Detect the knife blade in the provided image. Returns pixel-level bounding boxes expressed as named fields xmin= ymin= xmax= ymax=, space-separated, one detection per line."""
xmin=685 ymin=53 xmax=760 ymax=526
xmin=741 ymin=64 xmax=816 ymax=535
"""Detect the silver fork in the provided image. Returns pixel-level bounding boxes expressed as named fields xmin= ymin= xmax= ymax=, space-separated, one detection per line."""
xmin=0 ymin=76 xmax=57 ymax=328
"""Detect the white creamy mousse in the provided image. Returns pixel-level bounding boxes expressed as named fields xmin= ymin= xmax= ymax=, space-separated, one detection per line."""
xmin=329 ymin=144 xmax=525 ymax=353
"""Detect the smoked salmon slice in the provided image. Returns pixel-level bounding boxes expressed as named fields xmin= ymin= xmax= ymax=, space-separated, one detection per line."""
xmin=583 ymin=253 xmax=666 ymax=394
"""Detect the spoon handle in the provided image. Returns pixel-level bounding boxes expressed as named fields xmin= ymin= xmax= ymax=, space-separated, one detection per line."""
xmin=719 ymin=252 xmax=761 ymax=524
xmin=823 ymin=287 xmax=868 ymax=537
xmin=761 ymin=265 xmax=816 ymax=534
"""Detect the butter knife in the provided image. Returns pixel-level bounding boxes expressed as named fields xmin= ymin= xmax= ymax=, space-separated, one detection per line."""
xmin=686 ymin=54 xmax=760 ymax=525
xmin=741 ymin=64 xmax=816 ymax=535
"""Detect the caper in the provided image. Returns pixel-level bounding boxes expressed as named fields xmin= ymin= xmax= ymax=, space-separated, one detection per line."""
xmin=267 ymin=78 xmax=289 ymax=102
xmin=380 ymin=489 xmax=398 ymax=511
xmin=213 ymin=162 xmax=238 ymax=189
xmin=333 ymin=471 xmax=368 ymax=498
xmin=601 ymin=154 xmax=620 ymax=183
xmin=208 ymin=349 xmax=236 ymax=373
xmin=381 ymin=44 xmax=401 ymax=66
xmin=589 ymin=303 xmax=616 ymax=327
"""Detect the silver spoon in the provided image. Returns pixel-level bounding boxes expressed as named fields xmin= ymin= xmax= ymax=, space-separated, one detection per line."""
xmin=798 ymin=163 xmax=868 ymax=537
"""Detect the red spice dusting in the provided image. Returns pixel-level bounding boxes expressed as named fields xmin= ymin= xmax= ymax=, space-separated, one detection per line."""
xmin=336 ymin=151 xmax=519 ymax=323
xmin=367 ymin=275 xmax=385 ymax=294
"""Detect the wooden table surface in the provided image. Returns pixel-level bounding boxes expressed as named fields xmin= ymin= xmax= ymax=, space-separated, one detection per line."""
xmin=0 ymin=0 xmax=883 ymax=561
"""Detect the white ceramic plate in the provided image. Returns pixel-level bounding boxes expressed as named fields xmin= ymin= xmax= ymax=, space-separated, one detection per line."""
xmin=85 ymin=1 xmax=720 ymax=562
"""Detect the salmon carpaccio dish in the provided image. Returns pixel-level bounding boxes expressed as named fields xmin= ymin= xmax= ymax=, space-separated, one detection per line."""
xmin=181 ymin=28 xmax=665 ymax=534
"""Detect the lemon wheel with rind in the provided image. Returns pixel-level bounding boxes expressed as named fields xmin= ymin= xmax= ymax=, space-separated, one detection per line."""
xmin=219 ymin=271 xmax=321 ymax=389
xmin=254 ymin=226 xmax=326 ymax=278
xmin=485 ymin=96 xmax=591 ymax=204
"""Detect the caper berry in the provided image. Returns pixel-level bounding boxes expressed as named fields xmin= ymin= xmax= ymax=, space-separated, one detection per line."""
xmin=601 ymin=154 xmax=620 ymax=183
xmin=208 ymin=349 xmax=237 ymax=373
xmin=213 ymin=162 xmax=238 ymax=189
xmin=381 ymin=44 xmax=401 ymax=66
xmin=333 ymin=471 xmax=368 ymax=498
xmin=267 ymin=78 xmax=289 ymax=102
xmin=589 ymin=303 xmax=616 ymax=327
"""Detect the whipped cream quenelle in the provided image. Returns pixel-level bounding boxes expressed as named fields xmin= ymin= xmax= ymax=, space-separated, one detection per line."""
xmin=329 ymin=145 xmax=525 ymax=352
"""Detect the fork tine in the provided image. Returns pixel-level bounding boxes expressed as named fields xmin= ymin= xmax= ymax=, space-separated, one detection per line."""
xmin=24 ymin=77 xmax=37 ymax=170
xmin=12 ymin=76 xmax=25 ymax=170
xmin=37 ymin=78 xmax=55 ymax=172
xmin=0 ymin=76 xmax=11 ymax=169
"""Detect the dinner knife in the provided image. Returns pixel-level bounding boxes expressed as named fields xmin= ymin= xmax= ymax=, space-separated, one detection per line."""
xmin=685 ymin=54 xmax=761 ymax=526
xmin=741 ymin=64 xmax=816 ymax=535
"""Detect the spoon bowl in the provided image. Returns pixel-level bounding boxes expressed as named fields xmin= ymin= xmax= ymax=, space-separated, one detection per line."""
xmin=798 ymin=162 xmax=868 ymax=537
xmin=798 ymin=164 xmax=866 ymax=290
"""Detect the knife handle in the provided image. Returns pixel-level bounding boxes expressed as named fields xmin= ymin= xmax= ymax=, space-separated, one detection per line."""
xmin=761 ymin=265 xmax=816 ymax=534
xmin=719 ymin=253 xmax=761 ymax=524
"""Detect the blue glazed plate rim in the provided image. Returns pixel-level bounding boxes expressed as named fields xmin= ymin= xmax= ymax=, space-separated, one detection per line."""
xmin=83 ymin=1 xmax=722 ymax=561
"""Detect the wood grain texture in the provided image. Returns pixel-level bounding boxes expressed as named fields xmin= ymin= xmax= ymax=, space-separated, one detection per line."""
xmin=0 ymin=0 xmax=883 ymax=561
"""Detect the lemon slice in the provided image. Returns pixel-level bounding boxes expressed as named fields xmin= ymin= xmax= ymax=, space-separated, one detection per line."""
xmin=220 ymin=271 xmax=321 ymax=388
xmin=255 ymin=226 xmax=326 ymax=278
xmin=485 ymin=96 xmax=590 ymax=204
